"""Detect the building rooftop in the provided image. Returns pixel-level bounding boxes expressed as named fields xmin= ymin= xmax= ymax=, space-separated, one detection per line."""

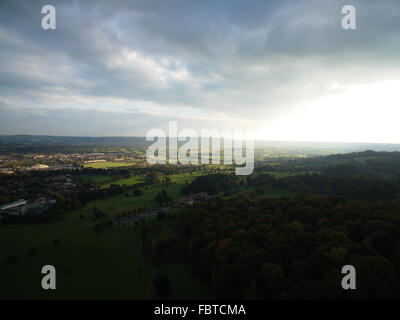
xmin=0 ymin=199 xmax=27 ymax=210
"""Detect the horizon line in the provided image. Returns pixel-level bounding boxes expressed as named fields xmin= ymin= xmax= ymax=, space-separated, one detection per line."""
xmin=0 ymin=134 xmax=400 ymax=146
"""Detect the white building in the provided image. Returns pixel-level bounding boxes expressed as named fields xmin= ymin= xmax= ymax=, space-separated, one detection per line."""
xmin=0 ymin=199 xmax=27 ymax=215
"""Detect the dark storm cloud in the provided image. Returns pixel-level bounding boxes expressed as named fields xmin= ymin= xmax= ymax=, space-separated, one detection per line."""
xmin=0 ymin=0 xmax=399 ymax=136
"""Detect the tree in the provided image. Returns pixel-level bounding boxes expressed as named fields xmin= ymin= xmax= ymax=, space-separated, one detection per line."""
xmin=157 ymin=211 xmax=167 ymax=221
xmin=163 ymin=175 xmax=172 ymax=188
xmin=56 ymin=194 xmax=66 ymax=206
xmin=249 ymin=189 xmax=258 ymax=200
xmin=72 ymin=199 xmax=82 ymax=209
xmin=244 ymin=280 xmax=260 ymax=300
xmin=154 ymin=274 xmax=171 ymax=299
xmin=154 ymin=190 xmax=171 ymax=206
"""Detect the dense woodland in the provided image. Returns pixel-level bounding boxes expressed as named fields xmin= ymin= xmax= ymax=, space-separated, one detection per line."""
xmin=251 ymin=173 xmax=400 ymax=202
xmin=150 ymin=153 xmax=400 ymax=299
xmin=154 ymin=194 xmax=400 ymax=299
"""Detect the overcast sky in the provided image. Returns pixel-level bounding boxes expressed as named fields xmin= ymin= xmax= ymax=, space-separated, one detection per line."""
xmin=0 ymin=0 xmax=399 ymax=143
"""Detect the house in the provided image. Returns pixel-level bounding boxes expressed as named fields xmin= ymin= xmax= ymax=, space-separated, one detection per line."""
xmin=179 ymin=196 xmax=194 ymax=205
xmin=49 ymin=175 xmax=70 ymax=184
xmin=178 ymin=192 xmax=208 ymax=205
xmin=26 ymin=164 xmax=49 ymax=171
xmin=0 ymin=168 xmax=14 ymax=175
xmin=25 ymin=197 xmax=56 ymax=215
xmin=0 ymin=199 xmax=27 ymax=215
xmin=0 ymin=197 xmax=57 ymax=217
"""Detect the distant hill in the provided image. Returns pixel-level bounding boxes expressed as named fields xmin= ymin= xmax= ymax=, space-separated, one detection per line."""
xmin=254 ymin=140 xmax=400 ymax=155
xmin=0 ymin=135 xmax=399 ymax=156
xmin=292 ymin=150 xmax=400 ymax=178
xmin=0 ymin=135 xmax=148 ymax=147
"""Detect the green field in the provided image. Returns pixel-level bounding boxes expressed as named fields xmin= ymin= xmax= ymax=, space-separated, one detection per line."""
xmin=0 ymin=171 xmax=208 ymax=299
xmin=152 ymin=262 xmax=210 ymax=299
xmin=0 ymin=226 xmax=150 ymax=299
xmin=74 ymin=174 xmax=117 ymax=185
xmin=84 ymin=162 xmax=135 ymax=169
xmin=66 ymin=173 xmax=204 ymax=221
xmin=103 ymin=176 xmax=145 ymax=188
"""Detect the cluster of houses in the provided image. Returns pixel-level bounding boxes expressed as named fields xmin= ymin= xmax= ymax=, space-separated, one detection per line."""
xmin=0 ymin=164 xmax=79 ymax=175
xmin=0 ymin=197 xmax=57 ymax=217
xmin=0 ymin=167 xmax=13 ymax=175
xmin=20 ymin=164 xmax=78 ymax=172
xmin=48 ymin=175 xmax=77 ymax=192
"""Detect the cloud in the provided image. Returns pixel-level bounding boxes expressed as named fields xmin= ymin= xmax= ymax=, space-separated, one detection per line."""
xmin=0 ymin=0 xmax=399 ymax=142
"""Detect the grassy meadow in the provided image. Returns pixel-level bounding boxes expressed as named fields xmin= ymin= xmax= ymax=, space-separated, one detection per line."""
xmin=83 ymin=162 xmax=136 ymax=169
xmin=0 ymin=171 xmax=208 ymax=299
xmin=0 ymin=167 xmax=293 ymax=299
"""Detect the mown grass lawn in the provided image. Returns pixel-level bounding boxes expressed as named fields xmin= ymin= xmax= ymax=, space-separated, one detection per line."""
xmin=73 ymin=174 xmax=117 ymax=185
xmin=84 ymin=162 xmax=135 ymax=169
xmin=0 ymin=171 xmax=208 ymax=299
xmin=0 ymin=219 xmax=93 ymax=261
xmin=64 ymin=171 xmax=205 ymax=222
xmin=103 ymin=175 xmax=145 ymax=188
xmin=153 ymin=262 xmax=210 ymax=300
xmin=0 ymin=227 xmax=150 ymax=299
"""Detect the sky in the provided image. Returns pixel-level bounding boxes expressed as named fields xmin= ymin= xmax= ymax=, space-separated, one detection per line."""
xmin=0 ymin=0 xmax=400 ymax=143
